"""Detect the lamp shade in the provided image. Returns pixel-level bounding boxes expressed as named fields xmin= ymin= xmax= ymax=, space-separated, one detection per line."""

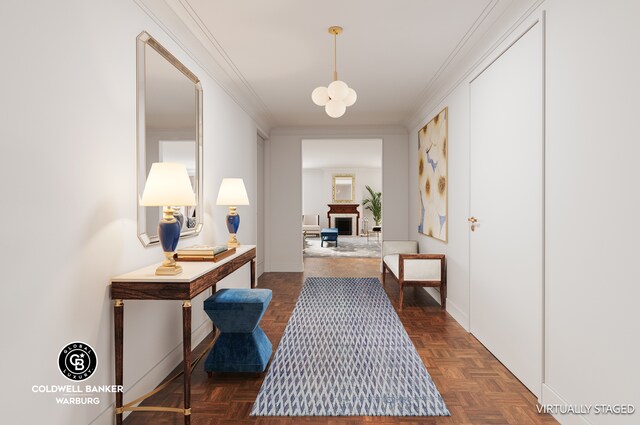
xmin=140 ymin=162 xmax=196 ymax=206
xmin=216 ymin=178 xmax=250 ymax=206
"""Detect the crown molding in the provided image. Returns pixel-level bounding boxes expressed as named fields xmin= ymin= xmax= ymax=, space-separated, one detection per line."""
xmin=404 ymin=0 xmax=545 ymax=132
xmin=269 ymin=125 xmax=408 ymax=138
xmin=134 ymin=0 xmax=274 ymax=134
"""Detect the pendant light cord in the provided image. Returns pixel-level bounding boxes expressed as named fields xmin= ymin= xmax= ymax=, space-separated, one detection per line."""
xmin=333 ymin=33 xmax=338 ymax=81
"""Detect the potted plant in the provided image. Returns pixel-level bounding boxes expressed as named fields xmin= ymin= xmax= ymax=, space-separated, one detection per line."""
xmin=362 ymin=185 xmax=382 ymax=226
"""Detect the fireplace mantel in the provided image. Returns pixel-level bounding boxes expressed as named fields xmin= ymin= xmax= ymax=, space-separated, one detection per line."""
xmin=327 ymin=204 xmax=360 ymax=235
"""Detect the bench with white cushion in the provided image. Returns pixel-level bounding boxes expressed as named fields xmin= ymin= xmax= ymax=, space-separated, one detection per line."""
xmin=381 ymin=240 xmax=446 ymax=311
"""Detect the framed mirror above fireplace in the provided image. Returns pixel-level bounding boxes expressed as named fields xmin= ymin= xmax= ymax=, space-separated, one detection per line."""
xmin=332 ymin=174 xmax=355 ymax=203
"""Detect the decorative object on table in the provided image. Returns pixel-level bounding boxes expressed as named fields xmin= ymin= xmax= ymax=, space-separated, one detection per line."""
xmin=320 ymin=228 xmax=339 ymax=247
xmin=187 ymin=209 xmax=196 ymax=229
xmin=362 ymin=185 xmax=382 ymax=226
xmin=362 ymin=217 xmax=369 ymax=236
xmin=216 ymin=178 xmax=250 ymax=248
xmin=139 ymin=162 xmax=196 ymax=275
xmin=174 ymin=245 xmax=236 ymax=262
xmin=311 ymin=26 xmax=357 ymax=118
xmin=204 ymin=288 xmax=272 ymax=373
xmin=251 ymin=277 xmax=449 ymax=416
xmin=172 ymin=206 xmax=184 ymax=229
xmin=418 ymin=107 xmax=448 ymax=242
xmin=369 ymin=225 xmax=382 ymax=242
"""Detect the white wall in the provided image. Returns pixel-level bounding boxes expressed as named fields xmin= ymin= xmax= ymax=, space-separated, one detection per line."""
xmin=543 ymin=1 xmax=640 ymax=423
xmin=408 ymin=1 xmax=640 ymax=424
xmin=409 ymin=84 xmax=470 ymax=327
xmin=302 ymin=168 xmax=325 ymax=224
xmin=256 ymin=134 xmax=265 ymax=277
xmin=0 ymin=1 xmax=257 ymax=424
xmin=303 ymin=167 xmax=382 ymax=228
xmin=267 ymin=126 xmax=408 ymax=272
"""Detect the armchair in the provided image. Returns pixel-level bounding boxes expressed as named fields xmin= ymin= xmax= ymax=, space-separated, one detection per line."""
xmin=381 ymin=240 xmax=446 ymax=311
xmin=302 ymin=214 xmax=320 ymax=237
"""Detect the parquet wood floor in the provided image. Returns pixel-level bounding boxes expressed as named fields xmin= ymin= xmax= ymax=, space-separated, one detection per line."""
xmin=124 ymin=257 xmax=557 ymax=425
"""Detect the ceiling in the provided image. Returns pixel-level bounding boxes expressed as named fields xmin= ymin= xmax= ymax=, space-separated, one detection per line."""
xmin=302 ymin=139 xmax=382 ymax=169
xmin=160 ymin=0 xmax=516 ymax=129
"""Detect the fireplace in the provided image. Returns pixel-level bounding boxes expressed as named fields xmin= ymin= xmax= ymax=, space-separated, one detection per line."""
xmin=327 ymin=204 xmax=360 ymax=236
xmin=334 ymin=217 xmax=353 ymax=235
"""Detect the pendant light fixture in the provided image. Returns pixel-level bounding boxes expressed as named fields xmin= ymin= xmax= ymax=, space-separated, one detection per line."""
xmin=311 ymin=26 xmax=357 ymax=118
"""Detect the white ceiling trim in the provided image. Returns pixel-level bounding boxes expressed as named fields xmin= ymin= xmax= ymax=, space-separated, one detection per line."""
xmin=270 ymin=125 xmax=407 ymax=138
xmin=134 ymin=0 xmax=274 ymax=134
xmin=148 ymin=1 xmax=507 ymax=132
xmin=172 ymin=0 xmax=273 ymax=121
xmin=405 ymin=0 xmax=500 ymax=118
xmin=138 ymin=0 xmax=542 ymax=134
xmin=405 ymin=0 xmax=544 ymax=130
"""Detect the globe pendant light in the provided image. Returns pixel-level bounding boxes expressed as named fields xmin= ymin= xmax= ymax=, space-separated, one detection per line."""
xmin=311 ymin=26 xmax=357 ymax=118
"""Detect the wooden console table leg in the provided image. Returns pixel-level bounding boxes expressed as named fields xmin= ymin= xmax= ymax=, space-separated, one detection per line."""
xmin=251 ymin=258 xmax=256 ymax=288
xmin=182 ymin=300 xmax=192 ymax=425
xmin=114 ymin=299 xmax=124 ymax=425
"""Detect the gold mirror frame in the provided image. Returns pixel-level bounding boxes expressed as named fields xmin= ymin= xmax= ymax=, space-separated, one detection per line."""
xmin=136 ymin=32 xmax=204 ymax=246
xmin=332 ymin=174 xmax=355 ymax=203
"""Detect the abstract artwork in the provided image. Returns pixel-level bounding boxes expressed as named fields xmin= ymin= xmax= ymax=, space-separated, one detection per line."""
xmin=418 ymin=107 xmax=448 ymax=242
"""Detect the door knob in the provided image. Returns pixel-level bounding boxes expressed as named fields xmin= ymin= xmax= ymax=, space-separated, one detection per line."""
xmin=468 ymin=217 xmax=478 ymax=223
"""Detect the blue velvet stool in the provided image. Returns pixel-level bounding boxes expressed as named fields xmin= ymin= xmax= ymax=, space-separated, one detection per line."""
xmin=320 ymin=227 xmax=339 ymax=247
xmin=204 ymin=288 xmax=272 ymax=373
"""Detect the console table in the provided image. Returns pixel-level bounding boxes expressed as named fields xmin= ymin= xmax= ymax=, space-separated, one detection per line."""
xmin=110 ymin=245 xmax=256 ymax=425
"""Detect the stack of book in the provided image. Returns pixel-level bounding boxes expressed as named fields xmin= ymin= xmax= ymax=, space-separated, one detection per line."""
xmin=174 ymin=245 xmax=236 ymax=262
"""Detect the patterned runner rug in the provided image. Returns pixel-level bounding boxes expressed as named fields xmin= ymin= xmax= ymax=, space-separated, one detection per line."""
xmin=250 ymin=277 xmax=450 ymax=416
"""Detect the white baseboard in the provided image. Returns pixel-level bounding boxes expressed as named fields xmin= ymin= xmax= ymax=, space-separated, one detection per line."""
xmin=257 ymin=260 xmax=265 ymax=277
xmin=420 ymin=288 xmax=469 ymax=331
xmin=89 ymin=319 xmax=213 ymax=425
xmin=541 ymin=384 xmax=593 ymax=425
xmin=445 ymin=298 xmax=470 ymax=331
xmin=270 ymin=262 xmax=304 ymax=272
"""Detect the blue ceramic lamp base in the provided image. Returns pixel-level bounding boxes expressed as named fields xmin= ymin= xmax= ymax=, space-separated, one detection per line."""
xmin=156 ymin=207 xmax=183 ymax=275
xmin=226 ymin=206 xmax=241 ymax=248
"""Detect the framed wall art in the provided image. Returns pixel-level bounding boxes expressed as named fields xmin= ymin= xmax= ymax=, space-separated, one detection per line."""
xmin=418 ymin=107 xmax=448 ymax=242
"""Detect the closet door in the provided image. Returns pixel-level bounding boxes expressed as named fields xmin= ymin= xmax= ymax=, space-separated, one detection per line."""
xmin=469 ymin=22 xmax=543 ymax=397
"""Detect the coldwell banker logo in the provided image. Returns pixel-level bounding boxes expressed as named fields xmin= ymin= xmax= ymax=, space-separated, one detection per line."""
xmin=58 ymin=342 xmax=97 ymax=381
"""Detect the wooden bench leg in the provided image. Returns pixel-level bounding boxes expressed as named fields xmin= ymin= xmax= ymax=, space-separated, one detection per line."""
xmin=399 ymin=283 xmax=404 ymax=311
xmin=382 ymin=264 xmax=386 ymax=286
xmin=440 ymin=256 xmax=447 ymax=310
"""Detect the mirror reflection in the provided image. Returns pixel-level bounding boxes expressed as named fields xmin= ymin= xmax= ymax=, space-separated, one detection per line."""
xmin=137 ymin=32 xmax=203 ymax=246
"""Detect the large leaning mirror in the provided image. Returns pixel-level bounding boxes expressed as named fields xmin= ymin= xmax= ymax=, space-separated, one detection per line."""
xmin=137 ymin=31 xmax=203 ymax=246
xmin=332 ymin=174 xmax=355 ymax=203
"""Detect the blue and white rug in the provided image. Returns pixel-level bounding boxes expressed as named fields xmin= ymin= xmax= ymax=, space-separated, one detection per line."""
xmin=250 ymin=277 xmax=450 ymax=416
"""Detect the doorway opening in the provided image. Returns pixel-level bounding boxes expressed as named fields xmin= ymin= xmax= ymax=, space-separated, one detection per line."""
xmin=301 ymin=139 xmax=382 ymax=259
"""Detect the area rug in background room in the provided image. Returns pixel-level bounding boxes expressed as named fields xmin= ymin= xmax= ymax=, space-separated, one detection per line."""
xmin=250 ymin=277 xmax=450 ymax=416
xmin=303 ymin=236 xmax=381 ymax=258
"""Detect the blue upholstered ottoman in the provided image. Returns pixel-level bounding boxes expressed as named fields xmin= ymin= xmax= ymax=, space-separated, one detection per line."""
xmin=204 ymin=288 xmax=272 ymax=373
xmin=320 ymin=227 xmax=339 ymax=247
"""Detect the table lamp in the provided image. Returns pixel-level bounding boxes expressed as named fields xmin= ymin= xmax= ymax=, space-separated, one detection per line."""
xmin=216 ymin=178 xmax=249 ymax=248
xmin=140 ymin=162 xmax=196 ymax=275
